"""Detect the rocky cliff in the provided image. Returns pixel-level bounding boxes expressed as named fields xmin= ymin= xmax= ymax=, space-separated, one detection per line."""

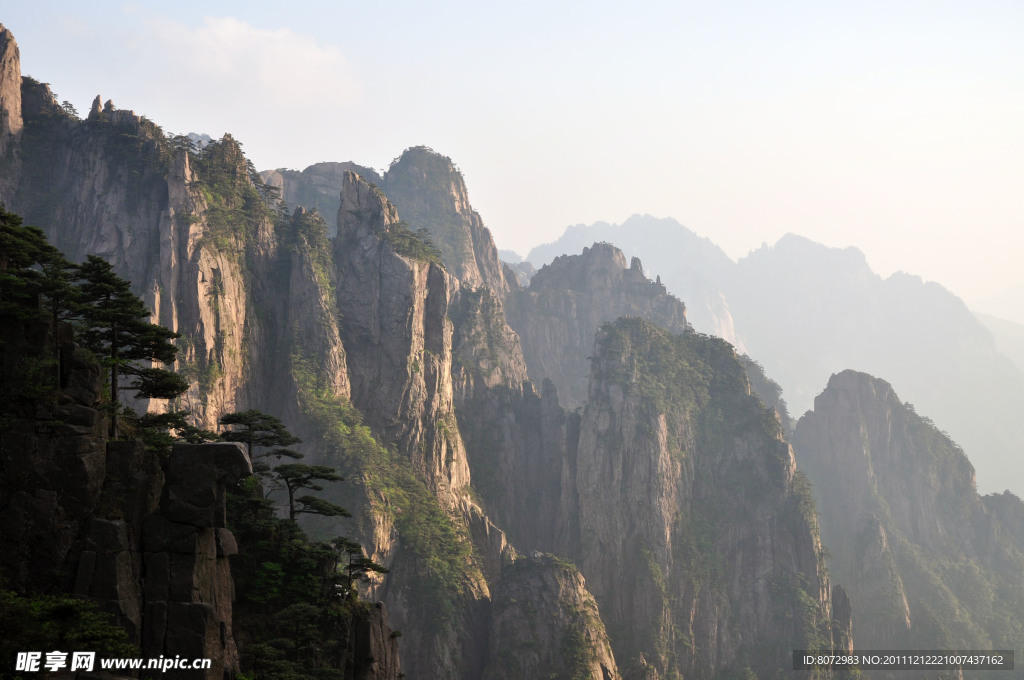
xmin=0 ymin=318 xmax=251 ymax=678
xmin=527 ymin=215 xmax=741 ymax=347
xmin=556 ymin=318 xmax=848 ymax=679
xmin=334 ymin=170 xmax=470 ymax=502
xmin=260 ymin=161 xmax=383 ymax=236
xmin=483 ymin=554 xmax=620 ymax=680
xmin=505 ymin=243 xmax=689 ymax=409
xmin=0 ymin=23 xmax=21 ymax=190
xmin=0 ymin=74 xmax=276 ymax=429
xmin=266 ymin=147 xmax=510 ymax=295
xmin=792 ymin=370 xmax=1024 ymax=657
xmin=532 ymin=217 xmax=1024 ymax=495
xmin=382 ymin=146 xmax=509 ymax=295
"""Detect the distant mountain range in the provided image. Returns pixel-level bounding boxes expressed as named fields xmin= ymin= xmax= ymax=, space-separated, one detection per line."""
xmin=528 ymin=215 xmax=1024 ymax=495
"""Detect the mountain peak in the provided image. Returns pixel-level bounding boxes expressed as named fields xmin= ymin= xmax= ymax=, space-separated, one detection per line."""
xmin=337 ymin=170 xmax=398 ymax=240
xmin=823 ymin=369 xmax=897 ymax=401
xmin=386 ymin=145 xmax=471 ymax=213
xmin=383 ymin=146 xmax=507 ymax=292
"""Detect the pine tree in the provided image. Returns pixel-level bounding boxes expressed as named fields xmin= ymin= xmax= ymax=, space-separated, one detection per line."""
xmin=135 ymin=410 xmax=220 ymax=453
xmin=271 ymin=463 xmax=350 ymax=521
xmin=0 ymin=208 xmax=48 ymax=317
xmin=218 ymin=409 xmax=302 ymax=460
xmin=330 ymin=537 xmax=389 ymax=598
xmin=38 ymin=246 xmax=79 ymax=387
xmin=1 ymin=209 xmax=79 ymax=388
xmin=76 ymin=255 xmax=188 ymax=437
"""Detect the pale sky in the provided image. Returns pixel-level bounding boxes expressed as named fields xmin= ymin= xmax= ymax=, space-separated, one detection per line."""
xmin=5 ymin=2 xmax=1023 ymax=322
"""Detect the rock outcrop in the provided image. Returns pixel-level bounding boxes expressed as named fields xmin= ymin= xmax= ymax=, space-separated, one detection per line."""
xmin=335 ymin=170 xmax=470 ymax=502
xmin=260 ymin=148 xmax=510 ymax=296
xmin=0 ymin=23 xmax=22 ymax=178
xmin=260 ymin=161 xmax=383 ymax=236
xmin=382 ymin=146 xmax=509 ymax=295
xmin=483 ymin=554 xmax=620 ymax=680
xmin=1 ymin=78 xmax=273 ymax=429
xmin=0 ymin=316 xmax=251 ymax=678
xmin=346 ymin=602 xmax=404 ymax=680
xmin=792 ymin=370 xmax=1024 ymax=652
xmin=505 ymin=243 xmax=689 ymax=409
xmin=136 ymin=443 xmax=251 ymax=677
xmin=561 ymin=319 xmax=848 ymax=679
xmin=526 ymin=215 xmax=740 ymax=346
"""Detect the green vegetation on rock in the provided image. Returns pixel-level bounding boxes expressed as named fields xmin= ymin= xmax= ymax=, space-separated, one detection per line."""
xmin=291 ymin=352 xmax=480 ymax=624
xmin=188 ymin=134 xmax=277 ymax=253
xmin=385 ymin=220 xmax=444 ymax=267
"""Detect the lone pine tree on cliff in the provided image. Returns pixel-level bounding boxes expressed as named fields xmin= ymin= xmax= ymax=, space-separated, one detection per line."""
xmin=219 ymin=409 xmax=349 ymax=520
xmin=219 ymin=409 xmax=302 ymax=461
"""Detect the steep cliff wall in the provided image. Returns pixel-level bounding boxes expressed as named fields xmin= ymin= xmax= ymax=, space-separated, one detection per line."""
xmin=447 ymin=283 xmax=575 ymax=552
xmin=156 ymin=138 xmax=278 ymax=428
xmin=792 ymin=370 xmax=1024 ymax=655
xmin=484 ymin=554 xmax=620 ymax=680
xmin=0 ymin=316 xmax=251 ymax=678
xmin=563 ymin=319 xmax=847 ymax=679
xmin=0 ymin=23 xmax=22 ymax=188
xmin=505 ymin=243 xmax=688 ymax=409
xmin=382 ymin=146 xmax=509 ymax=294
xmin=259 ymin=147 xmax=509 ymax=295
xmin=260 ymin=161 xmax=382 ymax=235
xmin=335 ymin=170 xmax=471 ymax=502
xmin=0 ymin=75 xmax=276 ymax=429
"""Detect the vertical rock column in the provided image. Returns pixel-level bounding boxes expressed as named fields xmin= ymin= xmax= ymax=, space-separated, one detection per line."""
xmin=142 ymin=443 xmax=252 ymax=680
xmin=0 ymin=23 xmax=24 ymax=195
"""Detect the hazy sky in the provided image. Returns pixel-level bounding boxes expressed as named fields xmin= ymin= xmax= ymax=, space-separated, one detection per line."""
xmin=5 ymin=2 xmax=1023 ymax=322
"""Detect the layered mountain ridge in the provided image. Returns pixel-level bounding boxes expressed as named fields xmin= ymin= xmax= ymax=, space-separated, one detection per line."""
xmin=528 ymin=217 xmax=1024 ymax=496
xmin=7 ymin=20 xmax=1016 ymax=679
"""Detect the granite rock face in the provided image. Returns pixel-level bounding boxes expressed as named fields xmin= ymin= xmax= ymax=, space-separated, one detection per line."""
xmin=505 ymin=243 xmax=689 ymax=409
xmin=65 ymin=441 xmax=251 ymax=680
xmin=1 ymin=81 xmax=269 ymax=428
xmin=558 ymin=319 xmax=848 ymax=679
xmin=0 ymin=324 xmax=251 ymax=679
xmin=526 ymin=215 xmax=739 ymax=347
xmin=792 ymin=370 xmax=1024 ymax=652
xmin=483 ymin=554 xmax=620 ymax=680
xmin=382 ymin=146 xmax=509 ymax=295
xmin=278 ymin=207 xmax=352 ymax=405
xmin=0 ymin=23 xmax=22 ymax=183
xmin=335 ymin=170 xmax=471 ymax=503
xmin=260 ymin=147 xmax=510 ymax=295
xmin=260 ymin=161 xmax=383 ymax=236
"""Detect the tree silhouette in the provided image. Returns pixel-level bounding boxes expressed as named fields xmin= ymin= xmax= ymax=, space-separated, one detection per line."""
xmin=0 ymin=208 xmax=78 ymax=387
xmin=218 ymin=409 xmax=302 ymax=461
xmin=76 ymin=255 xmax=188 ymax=437
xmin=272 ymin=463 xmax=350 ymax=521
xmin=330 ymin=537 xmax=389 ymax=599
